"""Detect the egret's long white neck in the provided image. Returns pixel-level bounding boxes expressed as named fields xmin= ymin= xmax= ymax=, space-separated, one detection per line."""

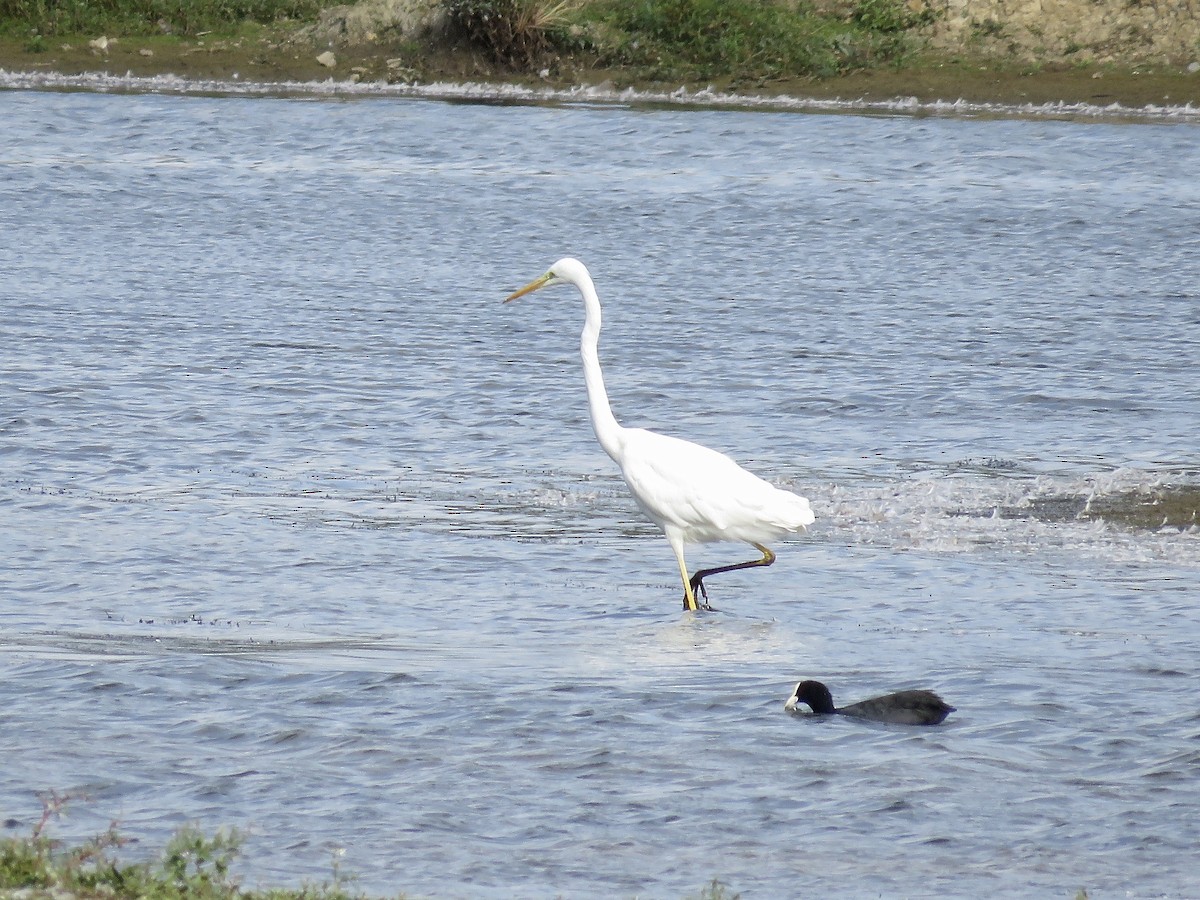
xmin=575 ymin=271 xmax=624 ymax=461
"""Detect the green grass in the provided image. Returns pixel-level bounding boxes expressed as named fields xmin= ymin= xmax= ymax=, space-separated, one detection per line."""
xmin=564 ymin=0 xmax=936 ymax=80
xmin=0 ymin=0 xmax=935 ymax=78
xmin=0 ymin=0 xmax=333 ymax=38
xmin=427 ymin=0 xmax=937 ymax=79
xmin=0 ymin=0 xmax=938 ymax=79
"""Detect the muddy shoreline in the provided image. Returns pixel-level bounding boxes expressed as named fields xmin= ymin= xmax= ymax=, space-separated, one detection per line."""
xmin=3 ymin=31 xmax=1200 ymax=117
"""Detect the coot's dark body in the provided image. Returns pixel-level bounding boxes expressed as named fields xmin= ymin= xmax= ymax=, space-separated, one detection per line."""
xmin=785 ymin=680 xmax=955 ymax=726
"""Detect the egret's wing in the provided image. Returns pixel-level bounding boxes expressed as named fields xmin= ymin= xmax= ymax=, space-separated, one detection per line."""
xmin=619 ymin=431 xmax=739 ymax=532
xmin=618 ymin=429 xmax=812 ymax=543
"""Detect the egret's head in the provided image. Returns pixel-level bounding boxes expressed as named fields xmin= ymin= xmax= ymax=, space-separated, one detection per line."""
xmin=505 ymin=257 xmax=588 ymax=303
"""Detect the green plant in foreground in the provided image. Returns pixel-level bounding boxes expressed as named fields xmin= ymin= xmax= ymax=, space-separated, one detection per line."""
xmin=0 ymin=794 xmax=369 ymax=900
xmin=1 ymin=794 xmax=741 ymax=899
xmin=0 ymin=821 xmax=245 ymax=898
xmin=694 ymin=877 xmax=741 ymax=900
xmin=1 ymin=818 xmax=735 ymax=898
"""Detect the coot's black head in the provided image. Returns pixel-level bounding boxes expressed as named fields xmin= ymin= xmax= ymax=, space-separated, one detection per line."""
xmin=785 ymin=680 xmax=836 ymax=714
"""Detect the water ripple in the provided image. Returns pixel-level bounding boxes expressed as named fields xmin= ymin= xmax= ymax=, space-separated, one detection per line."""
xmin=1 ymin=88 xmax=1198 ymax=897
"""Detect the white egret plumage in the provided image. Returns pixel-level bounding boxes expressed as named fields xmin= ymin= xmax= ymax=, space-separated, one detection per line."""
xmin=505 ymin=257 xmax=814 ymax=612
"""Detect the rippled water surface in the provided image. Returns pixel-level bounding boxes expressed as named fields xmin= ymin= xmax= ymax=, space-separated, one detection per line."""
xmin=2 ymin=89 xmax=1199 ymax=898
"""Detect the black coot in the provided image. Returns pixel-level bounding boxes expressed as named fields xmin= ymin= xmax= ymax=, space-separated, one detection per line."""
xmin=785 ymin=680 xmax=955 ymax=726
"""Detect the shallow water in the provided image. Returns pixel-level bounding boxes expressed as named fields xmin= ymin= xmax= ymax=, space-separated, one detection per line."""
xmin=2 ymin=88 xmax=1199 ymax=898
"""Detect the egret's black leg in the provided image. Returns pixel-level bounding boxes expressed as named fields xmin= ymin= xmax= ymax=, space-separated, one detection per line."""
xmin=680 ymin=581 xmax=712 ymax=610
xmin=688 ymin=544 xmax=776 ymax=607
xmin=687 ymin=572 xmax=714 ymax=611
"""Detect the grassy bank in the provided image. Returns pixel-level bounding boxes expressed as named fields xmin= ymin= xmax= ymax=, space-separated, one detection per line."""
xmin=1 ymin=0 xmax=1198 ymax=108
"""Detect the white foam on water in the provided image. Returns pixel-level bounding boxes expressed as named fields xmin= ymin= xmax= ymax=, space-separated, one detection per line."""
xmin=810 ymin=467 xmax=1199 ymax=567
xmin=4 ymin=68 xmax=1200 ymax=123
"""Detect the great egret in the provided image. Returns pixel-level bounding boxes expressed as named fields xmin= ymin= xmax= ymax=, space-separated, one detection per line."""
xmin=505 ymin=257 xmax=814 ymax=612
xmin=785 ymin=680 xmax=956 ymax=726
